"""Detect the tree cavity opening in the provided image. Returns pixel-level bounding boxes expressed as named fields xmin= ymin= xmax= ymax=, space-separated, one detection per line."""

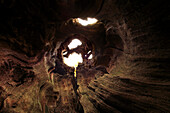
xmin=57 ymin=34 xmax=94 ymax=76
xmin=72 ymin=17 xmax=98 ymax=26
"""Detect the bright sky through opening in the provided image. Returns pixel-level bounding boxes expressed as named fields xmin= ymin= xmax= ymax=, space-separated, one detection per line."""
xmin=63 ymin=52 xmax=83 ymax=68
xmin=88 ymin=54 xmax=93 ymax=59
xmin=64 ymin=39 xmax=83 ymax=77
xmin=63 ymin=52 xmax=83 ymax=77
xmin=76 ymin=17 xmax=98 ymax=26
xmin=68 ymin=39 xmax=82 ymax=49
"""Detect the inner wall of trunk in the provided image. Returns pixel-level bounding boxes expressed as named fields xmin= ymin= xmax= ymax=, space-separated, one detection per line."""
xmin=0 ymin=0 xmax=170 ymax=113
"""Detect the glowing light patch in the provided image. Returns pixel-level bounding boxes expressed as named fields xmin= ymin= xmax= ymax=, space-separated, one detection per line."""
xmin=63 ymin=51 xmax=68 ymax=55
xmin=76 ymin=17 xmax=98 ymax=26
xmin=68 ymin=39 xmax=82 ymax=49
xmin=88 ymin=54 xmax=93 ymax=59
xmin=63 ymin=52 xmax=83 ymax=77
xmin=63 ymin=52 xmax=83 ymax=68
xmin=87 ymin=50 xmax=91 ymax=54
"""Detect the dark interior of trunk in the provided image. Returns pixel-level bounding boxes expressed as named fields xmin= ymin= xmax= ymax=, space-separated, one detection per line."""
xmin=0 ymin=0 xmax=170 ymax=113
